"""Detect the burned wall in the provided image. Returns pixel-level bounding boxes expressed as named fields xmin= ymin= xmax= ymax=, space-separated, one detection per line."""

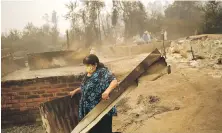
xmin=2 ymin=48 xmax=26 ymax=77
xmin=1 ymin=55 xmax=23 ymax=77
xmin=1 ymin=74 xmax=84 ymax=125
xmin=27 ymin=50 xmax=75 ymax=70
xmin=27 ymin=50 xmax=90 ymax=70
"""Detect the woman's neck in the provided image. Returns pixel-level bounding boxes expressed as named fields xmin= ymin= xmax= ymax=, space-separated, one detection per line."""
xmin=87 ymin=73 xmax=92 ymax=77
xmin=87 ymin=68 xmax=97 ymax=77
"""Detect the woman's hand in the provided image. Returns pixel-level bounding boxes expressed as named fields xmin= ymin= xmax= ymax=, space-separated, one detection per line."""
xmin=70 ymin=90 xmax=76 ymax=98
xmin=70 ymin=88 xmax=81 ymax=98
xmin=102 ymin=90 xmax=110 ymax=100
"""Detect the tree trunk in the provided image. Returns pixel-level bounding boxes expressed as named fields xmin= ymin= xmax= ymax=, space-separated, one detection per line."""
xmin=39 ymin=94 xmax=81 ymax=133
xmin=98 ymin=10 xmax=102 ymax=44
xmin=102 ymin=18 xmax=107 ymax=38
xmin=66 ymin=30 xmax=70 ymax=50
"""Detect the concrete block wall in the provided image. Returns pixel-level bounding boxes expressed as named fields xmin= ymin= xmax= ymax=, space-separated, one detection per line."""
xmin=1 ymin=74 xmax=84 ymax=125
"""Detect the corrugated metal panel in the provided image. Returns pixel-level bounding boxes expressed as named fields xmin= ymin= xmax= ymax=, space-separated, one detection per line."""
xmin=39 ymin=94 xmax=81 ymax=133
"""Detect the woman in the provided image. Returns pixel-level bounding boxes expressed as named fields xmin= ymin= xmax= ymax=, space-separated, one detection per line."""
xmin=70 ymin=54 xmax=118 ymax=133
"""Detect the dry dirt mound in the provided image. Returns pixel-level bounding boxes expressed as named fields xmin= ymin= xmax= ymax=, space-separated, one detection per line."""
xmin=113 ymin=66 xmax=222 ymax=133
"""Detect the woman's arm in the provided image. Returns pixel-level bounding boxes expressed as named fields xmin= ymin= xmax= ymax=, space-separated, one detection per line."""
xmin=106 ymin=79 xmax=118 ymax=93
xmin=102 ymin=79 xmax=118 ymax=100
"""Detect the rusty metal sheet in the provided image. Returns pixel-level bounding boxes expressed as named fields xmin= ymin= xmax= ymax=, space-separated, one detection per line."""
xmin=72 ymin=49 xmax=167 ymax=133
xmin=39 ymin=94 xmax=81 ymax=133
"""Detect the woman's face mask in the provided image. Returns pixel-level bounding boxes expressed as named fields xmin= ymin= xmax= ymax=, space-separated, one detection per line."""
xmin=85 ymin=65 xmax=96 ymax=73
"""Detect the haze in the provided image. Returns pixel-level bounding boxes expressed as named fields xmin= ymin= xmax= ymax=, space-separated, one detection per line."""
xmin=1 ymin=0 xmax=71 ymax=35
xmin=1 ymin=0 xmax=170 ymax=35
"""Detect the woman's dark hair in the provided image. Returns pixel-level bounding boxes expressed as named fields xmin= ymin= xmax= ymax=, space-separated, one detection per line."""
xmin=83 ymin=54 xmax=105 ymax=69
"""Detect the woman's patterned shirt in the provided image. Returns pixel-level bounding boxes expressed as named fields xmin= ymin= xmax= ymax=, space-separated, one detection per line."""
xmin=78 ymin=67 xmax=117 ymax=120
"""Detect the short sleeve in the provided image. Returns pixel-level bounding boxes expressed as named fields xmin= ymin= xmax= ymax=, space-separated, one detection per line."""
xmin=105 ymin=69 xmax=116 ymax=83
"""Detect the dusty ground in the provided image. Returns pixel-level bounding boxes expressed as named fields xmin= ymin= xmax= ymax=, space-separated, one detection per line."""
xmin=113 ymin=64 xmax=222 ymax=133
xmin=1 ymin=123 xmax=44 ymax=133
xmin=2 ymin=35 xmax=222 ymax=133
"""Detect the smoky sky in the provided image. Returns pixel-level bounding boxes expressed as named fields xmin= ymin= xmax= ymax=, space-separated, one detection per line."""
xmin=1 ymin=0 xmax=70 ymax=34
xmin=1 ymin=0 xmax=171 ymax=35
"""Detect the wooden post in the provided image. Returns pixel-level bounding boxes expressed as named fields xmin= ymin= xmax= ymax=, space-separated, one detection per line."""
xmin=162 ymin=32 xmax=167 ymax=59
xmin=190 ymin=43 xmax=196 ymax=60
xmin=39 ymin=94 xmax=81 ymax=133
xmin=190 ymin=32 xmax=196 ymax=60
